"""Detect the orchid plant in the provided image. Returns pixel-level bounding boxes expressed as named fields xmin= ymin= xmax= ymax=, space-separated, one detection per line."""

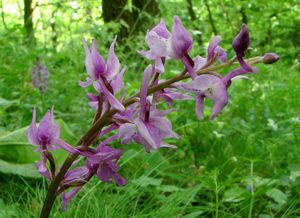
xmin=27 ymin=16 xmax=279 ymax=218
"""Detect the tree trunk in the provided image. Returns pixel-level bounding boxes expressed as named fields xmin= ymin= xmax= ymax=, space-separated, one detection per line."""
xmin=0 ymin=0 xmax=7 ymax=29
xmin=240 ymin=6 xmax=247 ymax=24
xmin=102 ymin=0 xmax=134 ymax=38
xmin=203 ymin=0 xmax=218 ymax=35
xmin=50 ymin=10 xmax=58 ymax=50
xmin=102 ymin=0 xmax=160 ymax=39
xmin=24 ymin=0 xmax=35 ymax=45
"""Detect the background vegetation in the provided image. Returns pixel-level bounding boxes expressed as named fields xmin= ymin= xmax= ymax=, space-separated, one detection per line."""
xmin=0 ymin=0 xmax=299 ymax=217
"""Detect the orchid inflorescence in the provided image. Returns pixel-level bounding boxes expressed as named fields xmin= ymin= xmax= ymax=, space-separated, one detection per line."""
xmin=27 ymin=16 xmax=279 ymax=217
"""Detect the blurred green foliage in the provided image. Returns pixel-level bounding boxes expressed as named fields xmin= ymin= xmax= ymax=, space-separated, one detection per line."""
xmin=0 ymin=0 xmax=299 ymax=217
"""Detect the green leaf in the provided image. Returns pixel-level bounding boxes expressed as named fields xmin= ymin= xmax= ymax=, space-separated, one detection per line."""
xmin=132 ymin=176 xmax=163 ymax=187
xmin=0 ymin=97 xmax=19 ymax=110
xmin=266 ymin=188 xmax=287 ymax=206
xmin=0 ymin=159 xmax=40 ymax=178
xmin=288 ymin=164 xmax=300 ymax=182
xmin=223 ymin=187 xmax=248 ymax=203
xmin=183 ymin=211 xmax=205 ymax=218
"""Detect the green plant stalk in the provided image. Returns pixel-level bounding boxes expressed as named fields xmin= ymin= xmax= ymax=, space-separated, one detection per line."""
xmin=39 ymin=57 xmax=263 ymax=218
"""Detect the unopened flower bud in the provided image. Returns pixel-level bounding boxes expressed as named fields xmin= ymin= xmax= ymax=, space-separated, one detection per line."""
xmin=262 ymin=53 xmax=280 ymax=64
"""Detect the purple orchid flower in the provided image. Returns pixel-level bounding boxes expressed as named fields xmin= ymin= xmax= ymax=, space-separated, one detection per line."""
xmin=232 ymin=24 xmax=253 ymax=72
xmin=60 ymin=144 xmax=126 ymax=211
xmin=179 ymin=67 xmax=258 ymax=120
xmin=206 ymin=36 xmax=227 ymax=64
xmin=138 ymin=20 xmax=170 ymax=73
xmin=60 ymin=166 xmax=92 ymax=211
xmin=27 ymin=108 xmax=81 ymax=177
xmin=189 ymin=36 xmax=227 ymax=75
xmin=27 ymin=108 xmax=78 ymax=153
xmin=118 ymin=65 xmax=178 ymax=152
xmin=139 ymin=17 xmax=195 ymax=78
xmin=79 ymin=37 xmax=125 ymax=111
xmin=86 ymin=66 xmax=125 ymax=111
xmin=153 ymin=85 xmax=192 ymax=106
xmin=85 ymin=144 xmax=126 ymax=186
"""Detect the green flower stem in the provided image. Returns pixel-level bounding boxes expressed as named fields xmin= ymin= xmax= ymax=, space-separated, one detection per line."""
xmin=39 ymin=57 xmax=263 ymax=218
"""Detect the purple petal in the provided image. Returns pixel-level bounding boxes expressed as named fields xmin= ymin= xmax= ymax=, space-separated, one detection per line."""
xmin=232 ymin=24 xmax=252 ymax=72
xmin=55 ymin=138 xmax=84 ymax=155
xmin=96 ymin=144 xmax=122 ymax=157
xmin=164 ymin=90 xmax=193 ymax=101
xmin=215 ymin=46 xmax=227 ymax=63
xmin=222 ymin=67 xmax=258 ymax=86
xmin=180 ymin=74 xmax=221 ymax=93
xmin=105 ymin=36 xmax=120 ymax=79
xmin=150 ymin=116 xmax=178 ymax=139
xmin=195 ymin=94 xmax=205 ymax=120
xmin=91 ymin=39 xmax=106 ymax=79
xmin=134 ymin=119 xmax=158 ymax=151
xmin=192 ymin=55 xmax=207 ymax=72
xmin=118 ymin=123 xmax=137 ymax=144
xmin=140 ymin=65 xmax=153 ymax=119
xmin=112 ymin=171 xmax=127 ymax=186
xmin=154 ymin=57 xmax=164 ymax=73
xmin=237 ymin=56 xmax=253 ymax=72
xmin=27 ymin=107 xmax=38 ymax=145
xmin=37 ymin=109 xmax=60 ymax=147
xmin=99 ymin=124 xmax=120 ymax=137
xmin=111 ymin=66 xmax=126 ymax=94
xmin=207 ymin=36 xmax=221 ymax=62
xmin=146 ymin=31 xmax=168 ymax=57
xmin=35 ymin=152 xmax=50 ymax=179
xmin=151 ymin=108 xmax=175 ymax=117
xmin=98 ymin=79 xmax=125 ymax=111
xmin=98 ymin=134 xmax=119 ymax=146
xmin=49 ymin=108 xmax=60 ymax=139
xmin=151 ymin=19 xmax=171 ymax=38
xmin=78 ymin=78 xmax=92 ymax=87
xmin=86 ymin=93 xmax=99 ymax=102
xmin=95 ymin=160 xmax=126 ymax=186
xmin=64 ymin=166 xmax=90 ymax=184
xmin=169 ymin=16 xmax=193 ymax=58
xmin=207 ymin=83 xmax=228 ymax=119
xmin=82 ymin=38 xmax=95 ymax=78
xmin=181 ymin=55 xmax=197 ymax=79
xmin=138 ymin=50 xmax=157 ymax=60
xmin=96 ymin=163 xmax=111 ymax=182
xmin=232 ymin=24 xmax=249 ymax=57
xmin=61 ymin=187 xmax=82 ymax=211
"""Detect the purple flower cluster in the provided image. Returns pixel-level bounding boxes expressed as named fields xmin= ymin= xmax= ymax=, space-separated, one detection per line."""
xmin=27 ymin=16 xmax=279 ymax=212
xmin=32 ymin=58 xmax=49 ymax=94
